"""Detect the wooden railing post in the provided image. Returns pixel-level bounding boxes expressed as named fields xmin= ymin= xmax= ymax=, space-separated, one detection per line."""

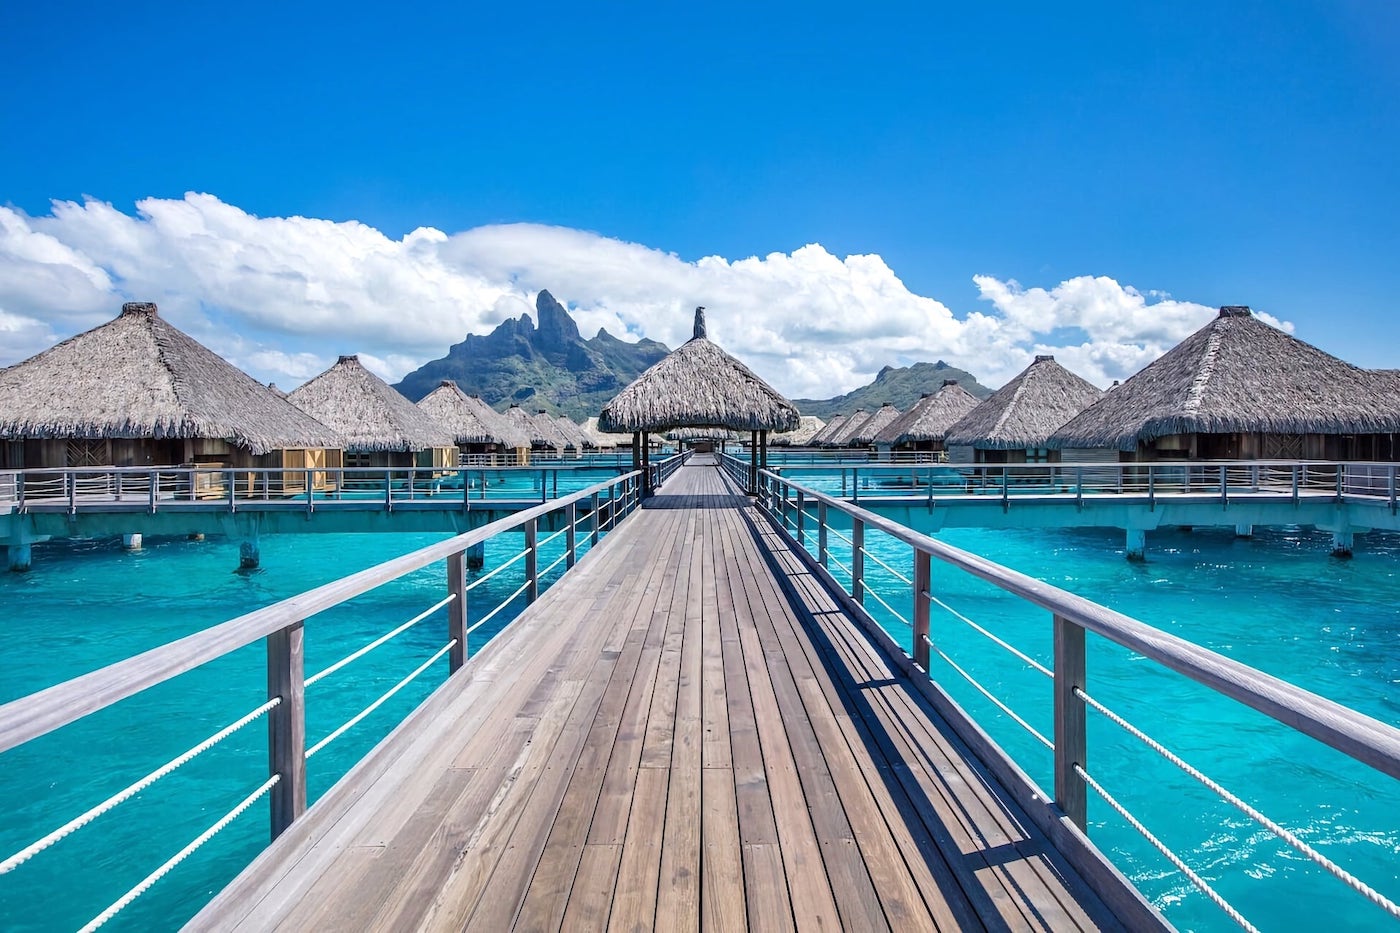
xmin=851 ymin=517 xmax=866 ymax=605
xmin=566 ymin=501 xmax=578 ymax=569
xmin=448 ymin=552 xmax=467 ymax=672
xmin=1053 ymin=613 xmax=1088 ymax=830
xmin=267 ymin=621 xmax=307 ymax=839
xmin=913 ymin=549 xmax=931 ymax=671
xmin=817 ymin=501 xmax=829 ymax=568
xmin=525 ymin=518 xmax=538 ymax=603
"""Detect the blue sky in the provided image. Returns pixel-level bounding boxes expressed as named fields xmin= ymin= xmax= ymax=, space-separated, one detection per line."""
xmin=2 ymin=1 xmax=1397 ymax=396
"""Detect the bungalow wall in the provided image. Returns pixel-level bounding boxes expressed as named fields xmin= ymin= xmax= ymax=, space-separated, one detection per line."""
xmin=1135 ymin=432 xmax=1400 ymax=462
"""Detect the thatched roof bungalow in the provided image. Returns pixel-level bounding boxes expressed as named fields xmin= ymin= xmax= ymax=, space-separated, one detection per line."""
xmin=874 ymin=380 xmax=982 ymax=453
xmin=770 ymin=415 xmax=826 ymax=447
xmin=598 ymin=308 xmax=800 ymax=435
xmin=416 ymin=380 xmax=529 ymax=465
xmin=945 ymin=355 xmax=1104 ymax=464
xmin=1049 ymin=307 xmax=1400 ymax=461
xmin=805 ymin=413 xmax=851 ymax=447
xmin=502 ymin=404 xmax=567 ymax=459
xmin=847 ymin=402 xmax=902 ymax=446
xmin=288 ymin=356 xmax=456 ymax=470
xmin=0 ymin=302 xmax=342 ymax=490
xmin=824 ymin=409 xmax=872 ymax=448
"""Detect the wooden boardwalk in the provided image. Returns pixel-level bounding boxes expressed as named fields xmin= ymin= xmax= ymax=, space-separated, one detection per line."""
xmin=191 ymin=459 xmax=1138 ymax=931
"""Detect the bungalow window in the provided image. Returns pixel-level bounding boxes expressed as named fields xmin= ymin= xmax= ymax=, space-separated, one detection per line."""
xmin=345 ymin=451 xmax=373 ymax=469
xmin=1027 ymin=448 xmax=1051 ymax=463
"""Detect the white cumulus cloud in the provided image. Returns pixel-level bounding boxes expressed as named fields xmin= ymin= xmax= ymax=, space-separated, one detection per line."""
xmin=0 ymin=193 xmax=1286 ymax=400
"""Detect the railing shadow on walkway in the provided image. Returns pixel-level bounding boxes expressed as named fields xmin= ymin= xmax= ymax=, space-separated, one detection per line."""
xmin=640 ymin=492 xmax=748 ymax=510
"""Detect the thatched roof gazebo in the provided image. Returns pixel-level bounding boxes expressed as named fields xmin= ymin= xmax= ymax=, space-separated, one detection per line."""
xmin=0 ymin=302 xmax=342 ymax=479
xmin=598 ymin=307 xmax=800 ymax=492
xmin=945 ymin=355 xmax=1103 ymax=464
xmin=288 ymin=356 xmax=456 ymax=470
xmin=1050 ymin=306 xmax=1400 ymax=461
xmin=416 ymin=380 xmax=529 ymax=464
xmin=874 ymin=380 xmax=982 ymax=452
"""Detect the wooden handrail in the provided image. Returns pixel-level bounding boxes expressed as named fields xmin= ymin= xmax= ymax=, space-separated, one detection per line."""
xmin=0 ymin=471 xmax=640 ymax=756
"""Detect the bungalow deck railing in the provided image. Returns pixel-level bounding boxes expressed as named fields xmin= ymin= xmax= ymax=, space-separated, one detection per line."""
xmin=728 ymin=456 xmax=1400 ymax=930
xmin=0 ymin=469 xmax=646 ymax=931
xmin=741 ymin=447 xmax=949 ymax=464
xmin=764 ymin=458 xmax=1400 ymax=510
xmin=4 ymin=456 xmax=689 ymax=515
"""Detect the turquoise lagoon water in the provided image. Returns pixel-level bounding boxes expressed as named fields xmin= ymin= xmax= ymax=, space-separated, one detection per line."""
xmin=1 ymin=513 xmax=1398 ymax=930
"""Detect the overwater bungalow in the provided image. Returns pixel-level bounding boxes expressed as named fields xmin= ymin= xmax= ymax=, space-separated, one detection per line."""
xmin=846 ymin=402 xmax=902 ymax=447
xmin=502 ymin=404 xmax=566 ymax=460
xmin=770 ymin=415 xmax=826 ymax=447
xmin=945 ymin=355 xmax=1105 ymax=463
xmin=804 ymin=412 xmax=851 ymax=447
xmin=288 ymin=356 xmax=457 ymax=471
xmin=1049 ymin=306 xmax=1400 ymax=461
xmin=552 ymin=414 xmax=592 ymax=452
xmin=873 ymin=380 xmax=982 ymax=457
xmin=822 ymin=409 xmax=870 ymax=448
xmin=599 ymin=306 xmax=799 ymax=488
xmin=0 ymin=302 xmax=343 ymax=492
xmin=415 ymin=380 xmax=529 ymax=466
xmin=580 ymin=416 xmax=624 ymax=450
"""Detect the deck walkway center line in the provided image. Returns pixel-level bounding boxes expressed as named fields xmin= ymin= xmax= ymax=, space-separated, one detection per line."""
xmin=188 ymin=456 xmax=1135 ymax=932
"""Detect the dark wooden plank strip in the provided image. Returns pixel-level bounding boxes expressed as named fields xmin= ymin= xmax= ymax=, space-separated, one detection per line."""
xmin=701 ymin=766 xmax=747 ymax=932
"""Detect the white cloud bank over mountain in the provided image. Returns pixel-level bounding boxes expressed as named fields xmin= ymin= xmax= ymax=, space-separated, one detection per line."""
xmin=0 ymin=193 xmax=1289 ymax=397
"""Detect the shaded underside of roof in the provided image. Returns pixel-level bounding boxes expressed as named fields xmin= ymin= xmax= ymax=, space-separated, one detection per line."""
xmin=289 ymin=357 xmax=454 ymax=453
xmin=598 ymin=337 xmax=800 ymax=433
xmin=1051 ymin=313 xmax=1400 ymax=450
xmin=0 ymin=304 xmax=341 ymax=454
xmin=945 ymin=358 xmax=1104 ymax=449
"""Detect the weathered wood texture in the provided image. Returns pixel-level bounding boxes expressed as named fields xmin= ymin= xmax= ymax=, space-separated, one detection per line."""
xmin=189 ymin=457 xmax=1138 ymax=932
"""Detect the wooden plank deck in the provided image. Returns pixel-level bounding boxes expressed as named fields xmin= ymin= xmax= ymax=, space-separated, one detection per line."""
xmin=189 ymin=457 xmax=1142 ymax=932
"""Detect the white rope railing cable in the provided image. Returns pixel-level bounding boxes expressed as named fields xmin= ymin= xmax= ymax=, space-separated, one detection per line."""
xmin=305 ymin=593 xmax=456 ymax=688
xmin=862 ymin=584 xmax=911 ymax=629
xmin=1074 ymin=765 xmax=1258 ymax=932
xmin=1076 ymin=687 xmax=1400 ymax=921
xmin=536 ymin=525 xmax=569 ymax=548
xmin=826 ymin=524 xmax=854 ymax=548
xmin=827 ymin=555 xmax=854 ymax=584
xmin=858 ymin=544 xmax=913 ymax=586
xmin=306 ymin=640 xmax=457 ymax=759
xmin=0 ymin=696 xmax=281 ymax=875
xmin=929 ymin=644 xmax=1053 ymax=750
xmin=462 ymin=545 xmax=533 ymax=593
xmin=922 ymin=589 xmax=1053 ymax=679
xmin=540 ymin=549 xmax=569 ymax=578
xmin=78 ymin=773 xmax=280 ymax=933
xmin=464 ymin=578 xmax=534 ymax=636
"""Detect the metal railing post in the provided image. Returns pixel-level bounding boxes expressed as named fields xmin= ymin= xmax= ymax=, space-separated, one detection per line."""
xmin=267 ymin=621 xmax=307 ymax=839
xmin=1147 ymin=467 xmax=1155 ymax=510
xmin=913 ymin=549 xmax=931 ymax=671
xmin=448 ymin=552 xmax=467 ymax=672
xmin=1220 ymin=465 xmax=1228 ymax=505
xmin=385 ymin=468 xmax=393 ymax=508
xmin=1053 ymin=613 xmax=1088 ymax=830
xmin=228 ymin=469 xmax=236 ymax=511
xmin=796 ymin=490 xmax=806 ymax=547
xmin=69 ymin=472 xmax=77 ymax=514
xmin=307 ymin=469 xmax=315 ymax=513
xmin=1391 ymin=466 xmax=1397 ymax=513
xmin=149 ymin=471 xmax=157 ymax=513
xmin=817 ymin=501 xmax=829 ymax=568
xmin=525 ymin=519 xmax=539 ymax=603
xmin=851 ymin=517 xmax=865 ymax=605
xmin=591 ymin=492 xmax=601 ymax=545
xmin=566 ymin=502 xmax=578 ymax=569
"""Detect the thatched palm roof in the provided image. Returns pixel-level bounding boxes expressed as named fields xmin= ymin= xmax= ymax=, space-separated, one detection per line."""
xmin=598 ymin=308 xmax=800 ymax=433
xmin=826 ymin=409 xmax=871 ymax=447
xmin=0 ymin=302 xmax=341 ymax=454
xmin=946 ymin=355 xmax=1103 ymax=449
xmin=806 ymin=413 xmax=852 ymax=447
xmin=876 ymin=380 xmax=982 ymax=445
xmin=668 ymin=426 xmax=743 ymax=442
xmin=1051 ymin=307 xmax=1400 ymax=450
xmin=581 ymin=416 xmax=625 ymax=448
xmin=416 ymin=380 xmax=529 ymax=448
xmin=503 ymin=405 xmax=565 ymax=450
xmin=552 ymin=414 xmax=591 ymax=449
xmin=847 ymin=403 xmax=902 ymax=445
xmin=770 ymin=415 xmax=826 ymax=446
xmin=288 ymin=355 xmax=453 ymax=453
